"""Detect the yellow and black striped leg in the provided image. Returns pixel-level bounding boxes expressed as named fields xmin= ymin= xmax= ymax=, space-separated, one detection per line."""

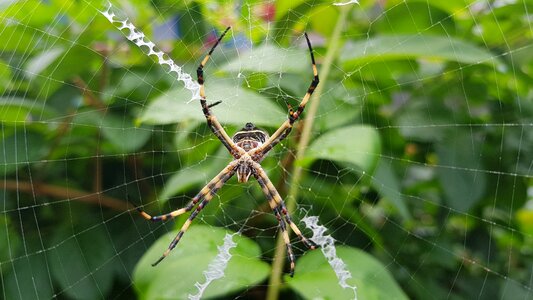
xmin=196 ymin=26 xmax=243 ymax=158
xmin=276 ymin=210 xmax=296 ymax=277
xmin=277 ymin=200 xmax=318 ymax=250
xmin=290 ymin=33 xmax=319 ymax=122
xmin=151 ymin=191 xmax=215 ymax=266
xmin=253 ymin=164 xmax=317 ymax=250
xmin=251 ymin=32 xmax=319 ymax=159
xmin=137 ymin=193 xmax=205 ymax=222
xmin=255 ymin=173 xmax=296 ymax=276
xmin=151 ymin=162 xmax=237 ymax=266
xmin=137 ymin=161 xmax=238 ymax=222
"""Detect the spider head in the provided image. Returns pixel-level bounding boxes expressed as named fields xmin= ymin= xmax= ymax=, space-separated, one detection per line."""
xmin=232 ymin=123 xmax=269 ymax=152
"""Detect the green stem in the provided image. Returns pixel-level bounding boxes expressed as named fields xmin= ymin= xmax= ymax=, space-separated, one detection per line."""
xmin=265 ymin=6 xmax=352 ymax=300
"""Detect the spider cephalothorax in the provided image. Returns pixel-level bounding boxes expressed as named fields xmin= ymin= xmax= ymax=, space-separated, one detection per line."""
xmin=138 ymin=27 xmax=319 ymax=276
xmin=232 ymin=122 xmax=269 ymax=182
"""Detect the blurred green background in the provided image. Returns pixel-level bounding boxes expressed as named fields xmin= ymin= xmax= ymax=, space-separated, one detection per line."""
xmin=1 ymin=0 xmax=532 ymax=299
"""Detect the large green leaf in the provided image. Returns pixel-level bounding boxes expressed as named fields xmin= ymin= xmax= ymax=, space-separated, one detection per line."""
xmin=396 ymin=99 xmax=453 ymax=142
xmin=158 ymin=147 xmax=231 ymax=203
xmin=402 ymin=0 xmax=476 ymax=16
xmin=0 ymin=60 xmax=13 ymax=94
xmin=133 ymin=225 xmax=270 ymax=299
xmin=48 ymin=225 xmax=118 ymax=300
xmin=3 ymin=251 xmax=54 ymax=300
xmin=0 ymin=97 xmax=57 ymax=124
xmin=341 ymin=35 xmax=500 ymax=66
xmin=500 ymin=277 xmax=533 ymax=300
xmin=372 ymin=158 xmax=411 ymax=220
xmin=0 ymin=215 xmax=20 ymax=269
xmin=373 ymin=2 xmax=456 ymax=36
xmin=0 ymin=131 xmax=47 ymax=175
xmin=68 ymin=110 xmax=151 ymax=153
xmin=138 ymin=80 xmax=286 ymax=127
xmin=435 ymin=131 xmax=486 ymax=212
xmin=303 ymin=125 xmax=381 ymax=173
xmin=24 ymin=45 xmax=99 ymax=97
xmin=0 ymin=25 xmax=45 ymax=53
xmin=272 ymin=0 xmax=325 ymax=42
xmin=286 ymin=246 xmax=408 ymax=299
xmin=25 ymin=48 xmax=64 ymax=78
xmin=100 ymin=115 xmax=152 ymax=153
xmin=221 ymin=43 xmax=310 ymax=74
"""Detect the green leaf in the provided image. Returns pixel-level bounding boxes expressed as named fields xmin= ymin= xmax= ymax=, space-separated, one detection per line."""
xmin=396 ymin=99 xmax=452 ymax=142
xmin=48 ymin=225 xmax=117 ymax=300
xmin=373 ymin=2 xmax=456 ymax=36
xmin=3 ymin=252 xmax=54 ymax=300
xmin=158 ymin=148 xmax=230 ymax=203
xmin=341 ymin=35 xmax=501 ymax=66
xmin=435 ymin=131 xmax=486 ymax=212
xmin=275 ymin=0 xmax=312 ymax=21
xmin=372 ymin=158 xmax=411 ymax=220
xmin=286 ymin=246 xmax=408 ymax=300
xmin=1 ymin=1 xmax=66 ymax=27
xmin=68 ymin=110 xmax=151 ymax=153
xmin=221 ymin=43 xmax=310 ymax=74
xmin=25 ymin=45 xmax=99 ymax=97
xmin=0 ymin=131 xmax=47 ymax=175
xmin=0 ymin=60 xmax=12 ymax=94
xmin=404 ymin=0 xmax=476 ymax=16
xmin=302 ymin=125 xmax=381 ymax=173
xmin=272 ymin=0 xmax=319 ymax=41
xmin=138 ymin=79 xmax=286 ymax=127
xmin=500 ymin=280 xmax=532 ymax=300
xmin=25 ymin=48 xmax=64 ymax=79
xmin=0 ymin=25 xmax=45 ymax=53
xmin=133 ymin=225 xmax=270 ymax=299
xmin=0 ymin=215 xmax=20 ymax=267
xmin=309 ymin=5 xmax=339 ymax=37
xmin=101 ymin=115 xmax=152 ymax=153
xmin=0 ymin=97 xmax=57 ymax=124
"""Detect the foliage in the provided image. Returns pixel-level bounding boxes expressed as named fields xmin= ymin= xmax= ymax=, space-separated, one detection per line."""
xmin=1 ymin=0 xmax=532 ymax=299
xmin=133 ymin=226 xmax=269 ymax=299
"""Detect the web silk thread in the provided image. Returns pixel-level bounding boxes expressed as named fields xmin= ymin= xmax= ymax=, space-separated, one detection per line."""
xmin=302 ymin=216 xmax=358 ymax=300
xmin=188 ymin=233 xmax=237 ymax=300
xmin=99 ymin=2 xmax=201 ymax=101
xmin=333 ymin=0 xmax=359 ymax=6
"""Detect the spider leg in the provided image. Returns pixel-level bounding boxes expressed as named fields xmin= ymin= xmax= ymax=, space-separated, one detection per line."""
xmin=276 ymin=201 xmax=318 ymax=250
xmin=253 ymin=163 xmax=317 ymax=249
xmin=137 ymin=161 xmax=237 ymax=222
xmin=251 ymin=33 xmax=319 ymax=160
xmin=197 ymin=27 xmax=244 ymax=158
xmin=150 ymin=161 xmax=238 ymax=266
xmin=254 ymin=172 xmax=296 ymax=277
xmin=253 ymin=163 xmax=317 ymax=276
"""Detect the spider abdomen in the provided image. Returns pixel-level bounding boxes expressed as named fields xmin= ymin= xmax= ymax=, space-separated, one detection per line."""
xmin=236 ymin=140 xmax=261 ymax=151
xmin=232 ymin=123 xmax=269 ymax=152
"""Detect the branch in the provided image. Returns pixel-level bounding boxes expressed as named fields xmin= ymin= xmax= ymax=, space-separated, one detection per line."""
xmin=72 ymin=76 xmax=107 ymax=110
xmin=2 ymin=180 xmax=132 ymax=212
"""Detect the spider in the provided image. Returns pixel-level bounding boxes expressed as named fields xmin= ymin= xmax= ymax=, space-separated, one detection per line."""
xmin=138 ymin=27 xmax=319 ymax=277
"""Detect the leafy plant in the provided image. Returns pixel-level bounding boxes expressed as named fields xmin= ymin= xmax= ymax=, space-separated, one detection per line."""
xmin=1 ymin=0 xmax=532 ymax=299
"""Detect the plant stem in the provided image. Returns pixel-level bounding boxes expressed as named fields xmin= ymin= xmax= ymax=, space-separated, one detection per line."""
xmin=265 ymin=6 xmax=351 ymax=300
xmin=2 ymin=180 xmax=131 ymax=211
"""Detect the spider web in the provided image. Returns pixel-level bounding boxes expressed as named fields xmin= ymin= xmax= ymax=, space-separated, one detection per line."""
xmin=1 ymin=0 xmax=532 ymax=299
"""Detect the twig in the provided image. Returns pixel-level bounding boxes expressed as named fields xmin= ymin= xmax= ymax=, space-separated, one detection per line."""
xmin=2 ymin=180 xmax=131 ymax=212
xmin=72 ymin=76 xmax=107 ymax=110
